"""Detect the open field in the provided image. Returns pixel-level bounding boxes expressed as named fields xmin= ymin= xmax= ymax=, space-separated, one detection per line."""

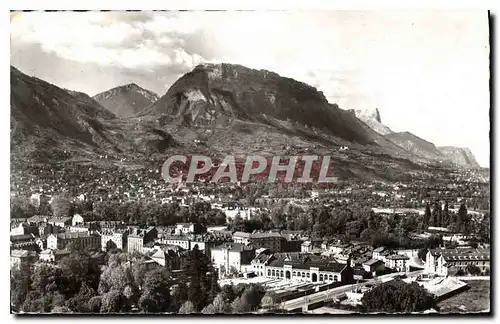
xmin=437 ymin=280 xmax=490 ymax=313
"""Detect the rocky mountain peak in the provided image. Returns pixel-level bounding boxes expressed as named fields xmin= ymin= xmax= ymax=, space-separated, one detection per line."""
xmin=93 ymin=83 xmax=159 ymax=118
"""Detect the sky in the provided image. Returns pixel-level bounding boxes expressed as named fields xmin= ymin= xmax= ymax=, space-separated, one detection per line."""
xmin=10 ymin=11 xmax=490 ymax=166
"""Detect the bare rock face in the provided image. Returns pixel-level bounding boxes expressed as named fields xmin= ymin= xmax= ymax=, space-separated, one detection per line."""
xmin=438 ymin=146 xmax=480 ymax=168
xmin=353 ymin=107 xmax=393 ymax=135
xmin=94 ymin=83 xmax=159 ymax=118
xmin=141 ymin=63 xmax=379 ymax=145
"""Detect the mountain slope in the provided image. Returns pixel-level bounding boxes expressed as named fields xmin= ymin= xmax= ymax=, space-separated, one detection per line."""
xmin=93 ymin=83 xmax=159 ymax=118
xmin=140 ymin=63 xmax=390 ymax=146
xmin=385 ymin=131 xmax=445 ymax=161
xmin=438 ymin=146 xmax=480 ymax=168
xmin=10 ymin=66 xmax=176 ymax=161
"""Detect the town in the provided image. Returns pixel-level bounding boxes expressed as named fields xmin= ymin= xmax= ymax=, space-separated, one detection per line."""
xmin=10 ymin=161 xmax=490 ymax=314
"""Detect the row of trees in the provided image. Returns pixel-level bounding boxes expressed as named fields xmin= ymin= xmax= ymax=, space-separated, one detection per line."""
xmin=11 ymin=194 xmax=227 ymax=227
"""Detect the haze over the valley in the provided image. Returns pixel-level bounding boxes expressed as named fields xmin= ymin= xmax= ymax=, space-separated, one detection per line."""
xmin=10 ymin=10 xmax=490 ymax=167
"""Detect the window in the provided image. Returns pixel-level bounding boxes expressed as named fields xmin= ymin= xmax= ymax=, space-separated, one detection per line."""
xmin=306 ymin=273 xmax=310 ymax=278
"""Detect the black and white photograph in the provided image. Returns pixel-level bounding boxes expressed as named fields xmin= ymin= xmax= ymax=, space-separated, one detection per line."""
xmin=9 ymin=9 xmax=491 ymax=315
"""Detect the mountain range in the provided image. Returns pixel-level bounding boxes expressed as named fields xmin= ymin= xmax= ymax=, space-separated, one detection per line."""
xmin=351 ymin=106 xmax=480 ymax=168
xmin=10 ymin=63 xmax=481 ymax=180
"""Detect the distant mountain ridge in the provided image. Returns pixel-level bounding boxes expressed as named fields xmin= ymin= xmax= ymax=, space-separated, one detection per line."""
xmin=385 ymin=131 xmax=445 ymax=161
xmin=438 ymin=146 xmax=480 ymax=168
xmin=94 ymin=83 xmax=159 ymax=118
xmin=348 ymin=107 xmax=480 ymax=168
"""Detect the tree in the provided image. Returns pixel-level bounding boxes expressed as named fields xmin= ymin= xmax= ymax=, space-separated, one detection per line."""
xmin=424 ymin=203 xmax=431 ymax=229
xmin=479 ymin=213 xmax=490 ymax=243
xmin=418 ymin=248 xmax=428 ymax=262
xmin=138 ymin=268 xmax=172 ymax=312
xmin=65 ymin=282 xmax=96 ymax=312
xmin=362 ymin=279 xmax=437 ymax=313
xmin=211 ymin=293 xmax=231 ymax=313
xmin=183 ymin=245 xmax=212 ymax=311
xmin=87 ymin=296 xmax=103 ymax=312
xmin=178 ymin=301 xmax=196 ymax=314
xmin=100 ymin=290 xmax=129 ymax=313
xmin=170 ymin=282 xmax=188 ymax=312
xmin=230 ymin=296 xmax=250 ymax=313
xmin=51 ymin=194 xmax=73 ymax=218
xmin=98 ymin=253 xmax=135 ymax=295
xmin=457 ymin=203 xmax=468 ymax=233
xmin=11 ymin=267 xmax=32 ymax=310
xmin=240 ymin=285 xmax=265 ymax=311
xmin=201 ymin=304 xmax=216 ymax=314
xmin=431 ymin=202 xmax=441 ymax=227
xmin=345 ymin=220 xmax=363 ymax=238
xmin=11 ymin=195 xmax=36 ymax=219
xmin=466 ymin=264 xmax=481 ymax=276
xmin=442 ymin=201 xmax=450 ymax=227
xmin=260 ymin=292 xmax=278 ymax=311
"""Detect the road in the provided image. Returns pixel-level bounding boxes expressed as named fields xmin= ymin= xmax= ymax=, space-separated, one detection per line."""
xmin=281 ymin=270 xmax=424 ymax=311
xmin=449 ymin=276 xmax=490 ymax=281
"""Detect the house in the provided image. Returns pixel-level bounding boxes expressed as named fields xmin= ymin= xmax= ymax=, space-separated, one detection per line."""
xmin=101 ymin=228 xmax=129 ymax=251
xmin=249 ymin=232 xmax=285 ymax=252
xmin=10 ymin=249 xmax=38 ymax=270
xmin=210 ymin=243 xmax=255 ymax=277
xmin=150 ymin=248 xmax=181 ymax=270
xmin=39 ymin=249 xmax=71 ymax=263
xmin=38 ymin=222 xmax=59 ymax=236
xmin=362 ymin=259 xmax=385 ymax=274
xmin=335 ymin=251 xmax=354 ymax=267
xmin=175 ymin=223 xmax=206 ymax=235
xmin=27 ymin=215 xmax=49 ymax=225
xmin=372 ymin=247 xmax=386 ymax=260
xmin=47 ymin=217 xmax=72 ymax=227
xmin=353 ymin=267 xmax=369 ymax=281
xmin=10 ymin=222 xmax=38 ymax=236
xmin=163 ymin=235 xmax=191 ymax=250
xmin=425 ymin=248 xmax=490 ymax=276
xmin=385 ymin=254 xmax=410 ymax=272
xmin=301 ymin=241 xmax=312 ymax=253
xmin=47 ymin=232 xmax=101 ymax=251
xmin=328 ymin=241 xmax=351 ymax=255
xmin=127 ymin=227 xmax=158 ymax=254
xmin=10 ymin=234 xmax=38 ymax=250
xmin=232 ymin=232 xmax=252 ymax=245
xmin=72 ymin=214 xmax=84 ymax=226
xmin=250 ymin=249 xmax=274 ymax=276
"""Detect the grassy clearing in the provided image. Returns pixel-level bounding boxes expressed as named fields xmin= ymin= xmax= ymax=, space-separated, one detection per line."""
xmin=438 ymin=280 xmax=490 ymax=313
